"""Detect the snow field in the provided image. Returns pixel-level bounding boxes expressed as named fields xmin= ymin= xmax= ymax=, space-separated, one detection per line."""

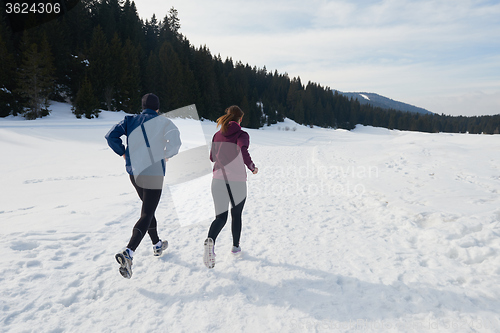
xmin=1 ymin=103 xmax=500 ymax=332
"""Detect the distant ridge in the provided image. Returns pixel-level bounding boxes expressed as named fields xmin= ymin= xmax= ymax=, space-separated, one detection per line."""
xmin=335 ymin=91 xmax=434 ymax=115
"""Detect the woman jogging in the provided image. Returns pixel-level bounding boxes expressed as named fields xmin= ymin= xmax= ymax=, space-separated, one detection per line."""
xmin=204 ymin=105 xmax=258 ymax=269
xmin=105 ymin=93 xmax=181 ymax=279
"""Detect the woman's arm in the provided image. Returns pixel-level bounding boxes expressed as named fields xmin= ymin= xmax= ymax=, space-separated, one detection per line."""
xmin=237 ymin=132 xmax=256 ymax=172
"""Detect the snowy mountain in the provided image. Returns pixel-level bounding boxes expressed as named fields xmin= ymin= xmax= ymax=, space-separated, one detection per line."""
xmin=336 ymin=91 xmax=434 ymax=115
xmin=1 ymin=103 xmax=499 ymax=332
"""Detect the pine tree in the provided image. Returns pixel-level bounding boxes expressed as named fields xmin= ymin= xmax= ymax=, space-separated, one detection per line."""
xmin=158 ymin=41 xmax=184 ymax=110
xmin=161 ymin=6 xmax=181 ymax=43
xmin=181 ymin=60 xmax=201 ymax=109
xmin=286 ymin=77 xmax=303 ymax=121
xmin=87 ymin=25 xmax=110 ymax=109
xmin=63 ymin=0 xmax=93 ymax=53
xmin=16 ymin=34 xmax=55 ymax=119
xmin=144 ymin=14 xmax=160 ymax=54
xmin=120 ymin=0 xmax=143 ymax=44
xmin=348 ymin=98 xmax=360 ymax=128
xmin=104 ymin=33 xmax=123 ymax=110
xmin=0 ymin=19 xmax=17 ymax=117
xmin=33 ymin=16 xmax=73 ymax=102
xmin=387 ymin=111 xmax=397 ymax=129
xmin=193 ymin=46 xmax=220 ymax=119
xmin=97 ymin=0 xmax=121 ymax=40
xmin=73 ymin=75 xmax=100 ymax=118
xmin=295 ymin=98 xmax=305 ymax=125
xmin=144 ymin=50 xmax=161 ymax=97
xmin=120 ymin=39 xmax=141 ymax=113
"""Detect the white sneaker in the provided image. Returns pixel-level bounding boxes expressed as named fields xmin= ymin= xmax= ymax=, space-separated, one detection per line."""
xmin=231 ymin=246 xmax=241 ymax=254
xmin=153 ymin=240 xmax=168 ymax=256
xmin=203 ymin=238 xmax=216 ymax=269
xmin=115 ymin=249 xmax=133 ymax=279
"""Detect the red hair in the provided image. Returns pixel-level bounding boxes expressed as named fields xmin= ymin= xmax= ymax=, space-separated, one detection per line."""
xmin=216 ymin=105 xmax=244 ymax=133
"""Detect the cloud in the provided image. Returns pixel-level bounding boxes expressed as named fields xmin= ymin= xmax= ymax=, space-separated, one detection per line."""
xmin=419 ymin=91 xmax=500 ymax=116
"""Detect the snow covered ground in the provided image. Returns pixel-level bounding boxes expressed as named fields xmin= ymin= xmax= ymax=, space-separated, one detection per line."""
xmin=1 ymin=102 xmax=500 ymax=332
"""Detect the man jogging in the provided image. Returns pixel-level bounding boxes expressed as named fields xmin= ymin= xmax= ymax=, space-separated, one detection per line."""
xmin=105 ymin=93 xmax=181 ymax=279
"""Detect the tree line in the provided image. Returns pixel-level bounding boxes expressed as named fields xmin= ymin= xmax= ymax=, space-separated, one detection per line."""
xmin=0 ymin=0 xmax=499 ymax=133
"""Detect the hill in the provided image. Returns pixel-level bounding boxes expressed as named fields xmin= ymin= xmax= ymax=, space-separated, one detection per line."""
xmin=336 ymin=91 xmax=433 ymax=115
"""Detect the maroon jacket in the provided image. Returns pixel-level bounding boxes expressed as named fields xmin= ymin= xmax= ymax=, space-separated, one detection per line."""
xmin=210 ymin=121 xmax=256 ymax=181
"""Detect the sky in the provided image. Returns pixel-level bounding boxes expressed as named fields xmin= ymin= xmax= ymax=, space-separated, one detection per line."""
xmin=132 ymin=0 xmax=500 ymax=116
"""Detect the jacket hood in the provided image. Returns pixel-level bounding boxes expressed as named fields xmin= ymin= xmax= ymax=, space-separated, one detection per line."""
xmin=222 ymin=121 xmax=241 ymax=137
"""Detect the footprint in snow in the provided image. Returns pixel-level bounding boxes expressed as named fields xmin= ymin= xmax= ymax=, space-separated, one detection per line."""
xmin=26 ymin=260 xmax=42 ymax=268
xmin=10 ymin=240 xmax=39 ymax=251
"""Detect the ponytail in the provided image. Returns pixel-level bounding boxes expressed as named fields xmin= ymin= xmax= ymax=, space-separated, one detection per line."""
xmin=216 ymin=105 xmax=244 ymax=133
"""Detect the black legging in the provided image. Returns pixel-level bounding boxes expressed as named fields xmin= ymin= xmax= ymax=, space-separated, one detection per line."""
xmin=208 ymin=179 xmax=247 ymax=247
xmin=127 ymin=175 xmax=162 ymax=251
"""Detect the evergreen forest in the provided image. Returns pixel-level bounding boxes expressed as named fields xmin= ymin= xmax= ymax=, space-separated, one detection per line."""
xmin=1 ymin=0 xmax=499 ymax=133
